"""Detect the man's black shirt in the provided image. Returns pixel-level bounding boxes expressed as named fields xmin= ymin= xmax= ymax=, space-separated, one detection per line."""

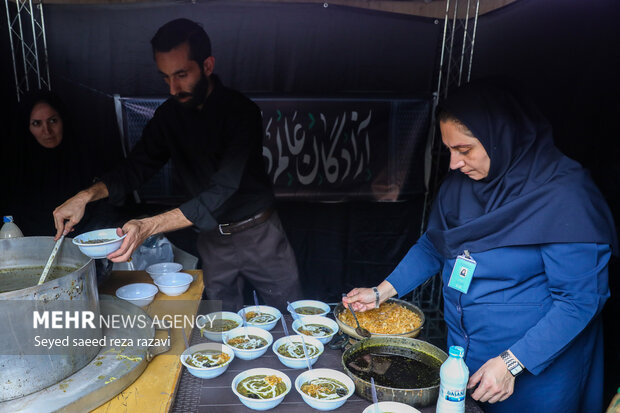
xmin=102 ymin=76 xmax=273 ymax=231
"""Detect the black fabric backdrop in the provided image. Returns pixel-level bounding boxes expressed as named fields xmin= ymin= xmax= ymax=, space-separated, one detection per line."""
xmin=27 ymin=2 xmax=441 ymax=300
xmin=1 ymin=0 xmax=619 ymax=402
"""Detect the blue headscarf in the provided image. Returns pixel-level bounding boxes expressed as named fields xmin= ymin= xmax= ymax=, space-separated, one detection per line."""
xmin=426 ymin=80 xmax=618 ymax=257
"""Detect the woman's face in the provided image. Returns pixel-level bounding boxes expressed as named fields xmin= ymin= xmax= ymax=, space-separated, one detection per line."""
xmin=29 ymin=102 xmax=63 ymax=149
xmin=440 ymin=120 xmax=490 ymax=180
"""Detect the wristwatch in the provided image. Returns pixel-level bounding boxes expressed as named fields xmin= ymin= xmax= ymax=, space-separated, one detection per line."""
xmin=372 ymin=287 xmax=380 ymax=308
xmin=500 ymin=350 xmax=524 ymax=377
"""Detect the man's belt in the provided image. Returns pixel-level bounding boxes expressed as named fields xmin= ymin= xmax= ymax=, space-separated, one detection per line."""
xmin=218 ymin=208 xmax=274 ymax=235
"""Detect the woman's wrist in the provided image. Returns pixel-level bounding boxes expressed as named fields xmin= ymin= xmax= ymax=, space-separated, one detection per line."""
xmin=376 ymin=281 xmax=397 ymax=304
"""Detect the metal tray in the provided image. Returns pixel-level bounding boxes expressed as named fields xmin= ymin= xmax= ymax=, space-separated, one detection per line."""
xmin=0 ymin=295 xmax=170 ymax=413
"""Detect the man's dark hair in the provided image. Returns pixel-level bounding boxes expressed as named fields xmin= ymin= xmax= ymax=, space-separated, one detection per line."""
xmin=150 ymin=18 xmax=211 ymax=66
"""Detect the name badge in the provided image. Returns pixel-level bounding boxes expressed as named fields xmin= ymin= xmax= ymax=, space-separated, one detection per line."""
xmin=447 ymin=250 xmax=476 ymax=294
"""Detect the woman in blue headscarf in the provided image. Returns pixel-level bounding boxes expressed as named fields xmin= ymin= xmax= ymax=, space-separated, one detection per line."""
xmin=343 ymin=80 xmax=617 ymax=412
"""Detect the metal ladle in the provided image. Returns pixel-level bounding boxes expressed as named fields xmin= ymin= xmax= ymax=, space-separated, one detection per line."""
xmin=342 ymin=293 xmax=371 ymax=338
xmin=37 ymin=235 xmax=65 ymax=285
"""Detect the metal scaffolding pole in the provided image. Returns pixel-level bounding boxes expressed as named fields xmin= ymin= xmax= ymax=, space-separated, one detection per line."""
xmin=4 ymin=0 xmax=51 ymax=102
xmin=413 ymin=0 xmax=481 ymax=347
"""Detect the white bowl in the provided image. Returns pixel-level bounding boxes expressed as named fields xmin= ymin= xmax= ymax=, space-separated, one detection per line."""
xmin=180 ymin=342 xmax=235 ymax=379
xmin=272 ymin=335 xmax=324 ymax=369
xmin=223 ymin=326 xmax=273 ymax=360
xmin=291 ymin=315 xmax=339 ymax=345
xmin=237 ymin=305 xmax=282 ymax=331
xmin=295 ymin=368 xmax=355 ymax=411
xmin=115 ymin=283 xmax=158 ymax=307
xmin=153 ymin=272 xmax=193 ymax=296
xmin=288 ymin=299 xmax=331 ymax=317
xmin=231 ymin=368 xmax=291 ymax=411
xmin=72 ymin=228 xmax=126 ymax=259
xmin=362 ymin=401 xmax=422 ymax=413
xmin=146 ymin=262 xmax=183 ymax=281
xmin=198 ymin=311 xmax=244 ymax=342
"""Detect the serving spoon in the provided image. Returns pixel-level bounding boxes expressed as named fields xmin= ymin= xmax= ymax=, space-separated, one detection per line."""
xmin=38 ymin=235 xmax=65 ymax=285
xmin=342 ymin=293 xmax=371 ymax=338
xmin=371 ymin=377 xmax=381 ymax=413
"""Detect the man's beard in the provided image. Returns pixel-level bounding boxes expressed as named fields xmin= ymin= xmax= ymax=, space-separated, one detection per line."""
xmin=174 ymin=73 xmax=209 ymax=109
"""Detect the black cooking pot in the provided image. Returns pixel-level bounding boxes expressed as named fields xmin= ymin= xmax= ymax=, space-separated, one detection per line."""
xmin=341 ymin=336 xmax=447 ymax=407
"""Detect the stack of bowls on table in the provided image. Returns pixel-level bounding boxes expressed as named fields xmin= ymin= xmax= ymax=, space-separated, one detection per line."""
xmin=147 ymin=262 xmax=193 ymax=296
xmin=146 ymin=262 xmax=182 ymax=282
xmin=153 ymin=272 xmax=193 ymax=296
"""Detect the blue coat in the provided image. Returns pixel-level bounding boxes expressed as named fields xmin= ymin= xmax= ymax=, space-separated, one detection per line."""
xmin=386 ymin=234 xmax=610 ymax=413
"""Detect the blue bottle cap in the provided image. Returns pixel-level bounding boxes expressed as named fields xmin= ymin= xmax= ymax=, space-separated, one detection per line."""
xmin=3 ymin=216 xmax=13 ymax=223
xmin=449 ymin=346 xmax=465 ymax=358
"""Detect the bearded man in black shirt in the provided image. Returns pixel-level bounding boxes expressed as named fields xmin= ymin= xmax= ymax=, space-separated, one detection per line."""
xmin=53 ymin=18 xmax=302 ymax=311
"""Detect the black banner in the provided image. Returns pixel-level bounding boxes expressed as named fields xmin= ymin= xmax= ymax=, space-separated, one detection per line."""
xmin=118 ymin=96 xmax=430 ymax=201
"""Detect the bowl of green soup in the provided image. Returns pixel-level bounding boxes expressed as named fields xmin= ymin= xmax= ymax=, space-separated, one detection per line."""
xmin=180 ymin=342 xmax=235 ymax=379
xmin=362 ymin=401 xmax=421 ymax=413
xmin=199 ymin=311 xmax=243 ymax=342
xmin=72 ymin=228 xmax=126 ymax=259
xmin=272 ymin=335 xmax=324 ymax=369
xmin=223 ymin=326 xmax=273 ymax=360
xmin=291 ymin=315 xmax=339 ymax=345
xmin=288 ymin=299 xmax=330 ymax=317
xmin=295 ymin=368 xmax=355 ymax=411
xmin=231 ymin=368 xmax=291 ymax=410
xmin=237 ymin=305 xmax=281 ymax=331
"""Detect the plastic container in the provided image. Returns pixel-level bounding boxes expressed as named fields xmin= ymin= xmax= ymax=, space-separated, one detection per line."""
xmin=607 ymin=388 xmax=620 ymax=413
xmin=0 ymin=216 xmax=24 ymax=238
xmin=436 ymin=345 xmax=469 ymax=413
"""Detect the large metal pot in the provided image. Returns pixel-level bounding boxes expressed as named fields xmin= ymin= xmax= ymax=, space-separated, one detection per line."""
xmin=341 ymin=336 xmax=447 ymax=407
xmin=0 ymin=237 xmax=102 ymax=402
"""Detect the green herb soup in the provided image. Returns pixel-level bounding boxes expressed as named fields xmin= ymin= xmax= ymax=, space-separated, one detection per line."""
xmin=298 ymin=324 xmax=333 ymax=337
xmin=277 ymin=341 xmax=320 ymax=358
xmin=202 ymin=319 xmax=239 ymax=333
xmin=236 ymin=375 xmax=287 ymax=399
xmin=295 ymin=306 xmax=324 ymax=315
xmin=185 ymin=350 xmax=230 ymax=368
xmin=245 ymin=311 xmax=276 ymax=324
xmin=227 ymin=335 xmax=268 ymax=350
xmin=345 ymin=347 xmax=441 ymax=389
xmin=0 ymin=265 xmax=80 ymax=293
xmin=79 ymin=238 xmax=115 ymax=244
xmin=300 ymin=377 xmax=348 ymax=399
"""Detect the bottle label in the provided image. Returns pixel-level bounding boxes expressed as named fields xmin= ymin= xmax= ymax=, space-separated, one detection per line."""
xmin=440 ymin=386 xmax=466 ymax=402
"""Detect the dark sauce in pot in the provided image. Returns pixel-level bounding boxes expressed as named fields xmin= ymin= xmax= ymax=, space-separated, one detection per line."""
xmin=346 ymin=347 xmax=442 ymax=389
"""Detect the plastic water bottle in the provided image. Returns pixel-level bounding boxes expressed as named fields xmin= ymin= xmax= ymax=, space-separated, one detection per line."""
xmin=436 ymin=345 xmax=469 ymax=413
xmin=0 ymin=216 xmax=24 ymax=238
